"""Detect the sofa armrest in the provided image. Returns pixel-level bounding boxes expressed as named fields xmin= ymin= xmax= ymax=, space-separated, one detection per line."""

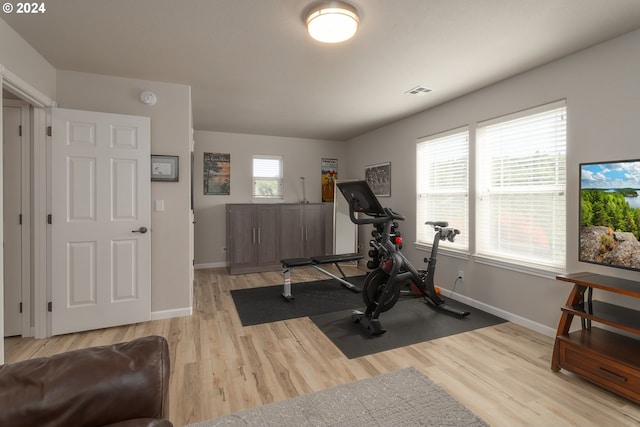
xmin=0 ymin=335 xmax=171 ymax=427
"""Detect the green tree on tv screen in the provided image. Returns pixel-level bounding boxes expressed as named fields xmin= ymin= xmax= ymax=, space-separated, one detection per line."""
xmin=581 ymin=189 xmax=640 ymax=239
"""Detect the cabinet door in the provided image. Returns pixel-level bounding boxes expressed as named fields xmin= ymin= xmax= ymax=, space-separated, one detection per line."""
xmin=228 ymin=205 xmax=256 ymax=271
xmin=256 ymin=205 xmax=280 ymax=266
xmin=303 ymin=204 xmax=325 ymax=257
xmin=280 ymin=205 xmax=302 ymax=260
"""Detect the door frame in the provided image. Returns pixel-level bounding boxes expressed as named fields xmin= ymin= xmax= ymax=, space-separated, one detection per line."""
xmin=1 ymin=65 xmax=56 ymax=362
xmin=2 ymin=98 xmax=31 ymax=337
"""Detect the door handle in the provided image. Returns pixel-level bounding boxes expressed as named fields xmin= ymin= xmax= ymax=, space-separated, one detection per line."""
xmin=132 ymin=226 xmax=148 ymax=234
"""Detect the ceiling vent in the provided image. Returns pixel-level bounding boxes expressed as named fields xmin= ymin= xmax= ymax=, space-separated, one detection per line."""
xmin=405 ymin=86 xmax=432 ymax=96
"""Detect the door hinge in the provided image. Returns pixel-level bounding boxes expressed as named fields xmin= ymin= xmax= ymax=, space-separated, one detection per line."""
xmin=47 ymin=214 xmax=52 ymax=224
xmin=48 ymin=301 xmax=52 ymax=312
xmin=47 ymin=126 xmax=52 ymax=136
xmin=19 ymin=302 xmax=23 ymax=313
xmin=18 ymin=125 xmax=22 ymax=137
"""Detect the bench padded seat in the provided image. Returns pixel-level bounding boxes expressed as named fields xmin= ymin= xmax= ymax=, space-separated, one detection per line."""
xmin=282 ymin=253 xmax=363 ymax=268
xmin=311 ymin=253 xmax=363 ymax=264
xmin=281 ymin=258 xmax=314 ymax=268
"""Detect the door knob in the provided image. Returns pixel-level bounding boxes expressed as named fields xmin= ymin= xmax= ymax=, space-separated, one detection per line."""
xmin=133 ymin=226 xmax=148 ymax=234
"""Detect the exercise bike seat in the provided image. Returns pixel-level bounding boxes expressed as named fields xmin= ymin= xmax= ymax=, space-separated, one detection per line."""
xmin=426 ymin=221 xmax=448 ymax=228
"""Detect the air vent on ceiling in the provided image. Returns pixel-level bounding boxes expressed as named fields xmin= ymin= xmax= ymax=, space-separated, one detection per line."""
xmin=405 ymin=86 xmax=432 ymax=96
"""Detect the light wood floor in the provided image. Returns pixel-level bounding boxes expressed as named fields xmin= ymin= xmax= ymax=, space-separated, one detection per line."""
xmin=5 ymin=265 xmax=640 ymax=426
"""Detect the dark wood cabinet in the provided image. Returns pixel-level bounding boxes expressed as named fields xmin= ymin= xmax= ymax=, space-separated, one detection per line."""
xmin=226 ymin=204 xmax=280 ymax=274
xmin=301 ymin=204 xmax=325 ymax=257
xmin=227 ymin=203 xmax=329 ymax=274
xmin=552 ymin=272 xmax=640 ymax=404
xmin=279 ymin=205 xmax=303 ymax=260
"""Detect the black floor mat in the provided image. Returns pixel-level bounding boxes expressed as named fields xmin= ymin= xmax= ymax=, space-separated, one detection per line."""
xmin=309 ymin=297 xmax=506 ymax=359
xmin=231 ymin=275 xmax=367 ymax=326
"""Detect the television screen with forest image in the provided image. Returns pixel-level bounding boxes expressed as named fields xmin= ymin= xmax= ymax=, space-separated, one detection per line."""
xmin=579 ymin=159 xmax=640 ymax=272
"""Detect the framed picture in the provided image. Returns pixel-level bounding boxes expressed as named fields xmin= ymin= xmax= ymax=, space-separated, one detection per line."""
xmin=204 ymin=152 xmax=231 ymax=195
xmin=321 ymin=158 xmax=338 ymax=202
xmin=365 ymin=162 xmax=391 ymax=197
xmin=151 ymin=155 xmax=179 ymax=182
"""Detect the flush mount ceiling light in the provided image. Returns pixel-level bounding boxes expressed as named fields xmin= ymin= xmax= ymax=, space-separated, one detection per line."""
xmin=306 ymin=1 xmax=359 ymax=43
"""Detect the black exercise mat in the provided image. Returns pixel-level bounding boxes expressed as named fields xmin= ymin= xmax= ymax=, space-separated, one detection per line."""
xmin=231 ymin=275 xmax=367 ymax=326
xmin=310 ymin=297 xmax=506 ymax=359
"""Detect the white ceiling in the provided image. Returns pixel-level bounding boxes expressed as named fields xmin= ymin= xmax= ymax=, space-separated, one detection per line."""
xmin=3 ymin=0 xmax=640 ymax=140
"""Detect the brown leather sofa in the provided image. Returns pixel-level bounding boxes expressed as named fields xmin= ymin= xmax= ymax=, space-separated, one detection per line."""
xmin=0 ymin=335 xmax=172 ymax=427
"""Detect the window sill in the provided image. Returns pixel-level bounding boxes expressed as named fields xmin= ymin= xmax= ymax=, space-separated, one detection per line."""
xmin=473 ymin=254 xmax=564 ymax=279
xmin=414 ymin=243 xmax=565 ymax=279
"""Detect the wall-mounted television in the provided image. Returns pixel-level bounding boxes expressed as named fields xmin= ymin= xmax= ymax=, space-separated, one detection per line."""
xmin=579 ymin=159 xmax=640 ymax=272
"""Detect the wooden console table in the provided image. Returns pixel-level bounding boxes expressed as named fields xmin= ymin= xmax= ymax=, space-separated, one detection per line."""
xmin=552 ymin=272 xmax=640 ymax=403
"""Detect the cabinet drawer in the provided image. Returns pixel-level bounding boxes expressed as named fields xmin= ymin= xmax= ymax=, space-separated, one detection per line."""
xmin=559 ymin=338 xmax=640 ymax=402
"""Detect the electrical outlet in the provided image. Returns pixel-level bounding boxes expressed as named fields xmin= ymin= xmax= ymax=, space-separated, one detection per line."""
xmin=457 ymin=270 xmax=464 ymax=280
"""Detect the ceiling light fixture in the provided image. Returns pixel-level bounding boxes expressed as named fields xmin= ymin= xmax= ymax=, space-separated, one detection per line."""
xmin=306 ymin=1 xmax=359 ymax=44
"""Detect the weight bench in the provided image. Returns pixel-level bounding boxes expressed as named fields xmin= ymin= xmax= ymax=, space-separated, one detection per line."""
xmin=281 ymin=253 xmax=364 ymax=301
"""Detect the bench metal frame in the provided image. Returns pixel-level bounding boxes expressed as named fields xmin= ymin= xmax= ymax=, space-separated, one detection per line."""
xmin=281 ymin=253 xmax=363 ymax=301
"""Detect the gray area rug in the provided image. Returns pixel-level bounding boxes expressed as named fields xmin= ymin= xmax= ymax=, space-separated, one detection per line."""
xmin=187 ymin=367 xmax=488 ymax=426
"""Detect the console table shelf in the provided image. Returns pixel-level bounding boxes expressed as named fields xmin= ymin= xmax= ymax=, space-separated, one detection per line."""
xmin=552 ymin=272 xmax=640 ymax=404
xmin=561 ymin=301 xmax=640 ymax=335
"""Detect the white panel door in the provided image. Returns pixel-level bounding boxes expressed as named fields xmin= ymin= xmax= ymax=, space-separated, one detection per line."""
xmin=3 ymin=104 xmax=22 ymax=337
xmin=51 ymin=108 xmax=151 ymax=335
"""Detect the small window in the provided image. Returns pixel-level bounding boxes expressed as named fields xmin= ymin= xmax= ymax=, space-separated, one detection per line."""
xmin=253 ymin=155 xmax=283 ymax=199
xmin=416 ymin=128 xmax=469 ymax=251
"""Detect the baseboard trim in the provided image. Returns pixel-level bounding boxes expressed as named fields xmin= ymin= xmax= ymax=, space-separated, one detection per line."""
xmin=195 ymin=262 xmax=227 ymax=270
xmin=151 ymin=307 xmax=192 ymax=321
xmin=448 ymin=292 xmax=556 ymax=338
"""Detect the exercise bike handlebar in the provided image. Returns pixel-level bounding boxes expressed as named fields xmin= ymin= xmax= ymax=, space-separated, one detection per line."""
xmin=348 ymin=205 xmax=405 ymax=225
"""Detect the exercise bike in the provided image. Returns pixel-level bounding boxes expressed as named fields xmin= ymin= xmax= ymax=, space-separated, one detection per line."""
xmin=336 ymin=180 xmax=470 ymax=336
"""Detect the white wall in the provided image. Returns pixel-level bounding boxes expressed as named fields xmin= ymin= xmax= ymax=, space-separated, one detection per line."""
xmin=193 ymin=131 xmax=346 ymax=267
xmin=56 ymin=70 xmax=193 ymax=316
xmin=0 ymin=18 xmax=56 ymax=100
xmin=345 ymin=29 xmax=640 ymax=335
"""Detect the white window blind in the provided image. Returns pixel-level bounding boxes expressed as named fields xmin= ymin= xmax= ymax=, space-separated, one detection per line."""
xmin=476 ymin=101 xmax=566 ymax=269
xmin=416 ymin=128 xmax=469 ymax=250
xmin=253 ymin=154 xmax=283 ymax=199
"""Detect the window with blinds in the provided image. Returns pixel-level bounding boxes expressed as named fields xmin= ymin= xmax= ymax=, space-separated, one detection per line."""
xmin=416 ymin=128 xmax=469 ymax=250
xmin=476 ymin=100 xmax=566 ymax=269
xmin=253 ymin=154 xmax=283 ymax=199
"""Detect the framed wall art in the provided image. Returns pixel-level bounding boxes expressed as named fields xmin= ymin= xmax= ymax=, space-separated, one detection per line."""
xmin=204 ymin=152 xmax=231 ymax=195
xmin=151 ymin=155 xmax=179 ymax=182
xmin=321 ymin=158 xmax=338 ymax=202
xmin=365 ymin=162 xmax=391 ymax=196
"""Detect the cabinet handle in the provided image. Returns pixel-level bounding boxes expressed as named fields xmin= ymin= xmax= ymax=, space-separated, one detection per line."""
xmin=597 ymin=367 xmax=627 ymax=383
xmin=257 ymin=228 xmax=261 ymax=244
xmin=252 ymin=228 xmax=256 ymax=244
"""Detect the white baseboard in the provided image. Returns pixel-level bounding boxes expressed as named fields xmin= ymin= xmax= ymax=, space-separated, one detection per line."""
xmin=195 ymin=262 xmax=227 ymax=270
xmin=151 ymin=307 xmax=193 ymax=321
xmin=447 ymin=292 xmax=556 ymax=338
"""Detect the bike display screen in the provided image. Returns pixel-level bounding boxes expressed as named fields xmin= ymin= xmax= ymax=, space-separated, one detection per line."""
xmin=336 ymin=180 xmax=386 ymax=217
